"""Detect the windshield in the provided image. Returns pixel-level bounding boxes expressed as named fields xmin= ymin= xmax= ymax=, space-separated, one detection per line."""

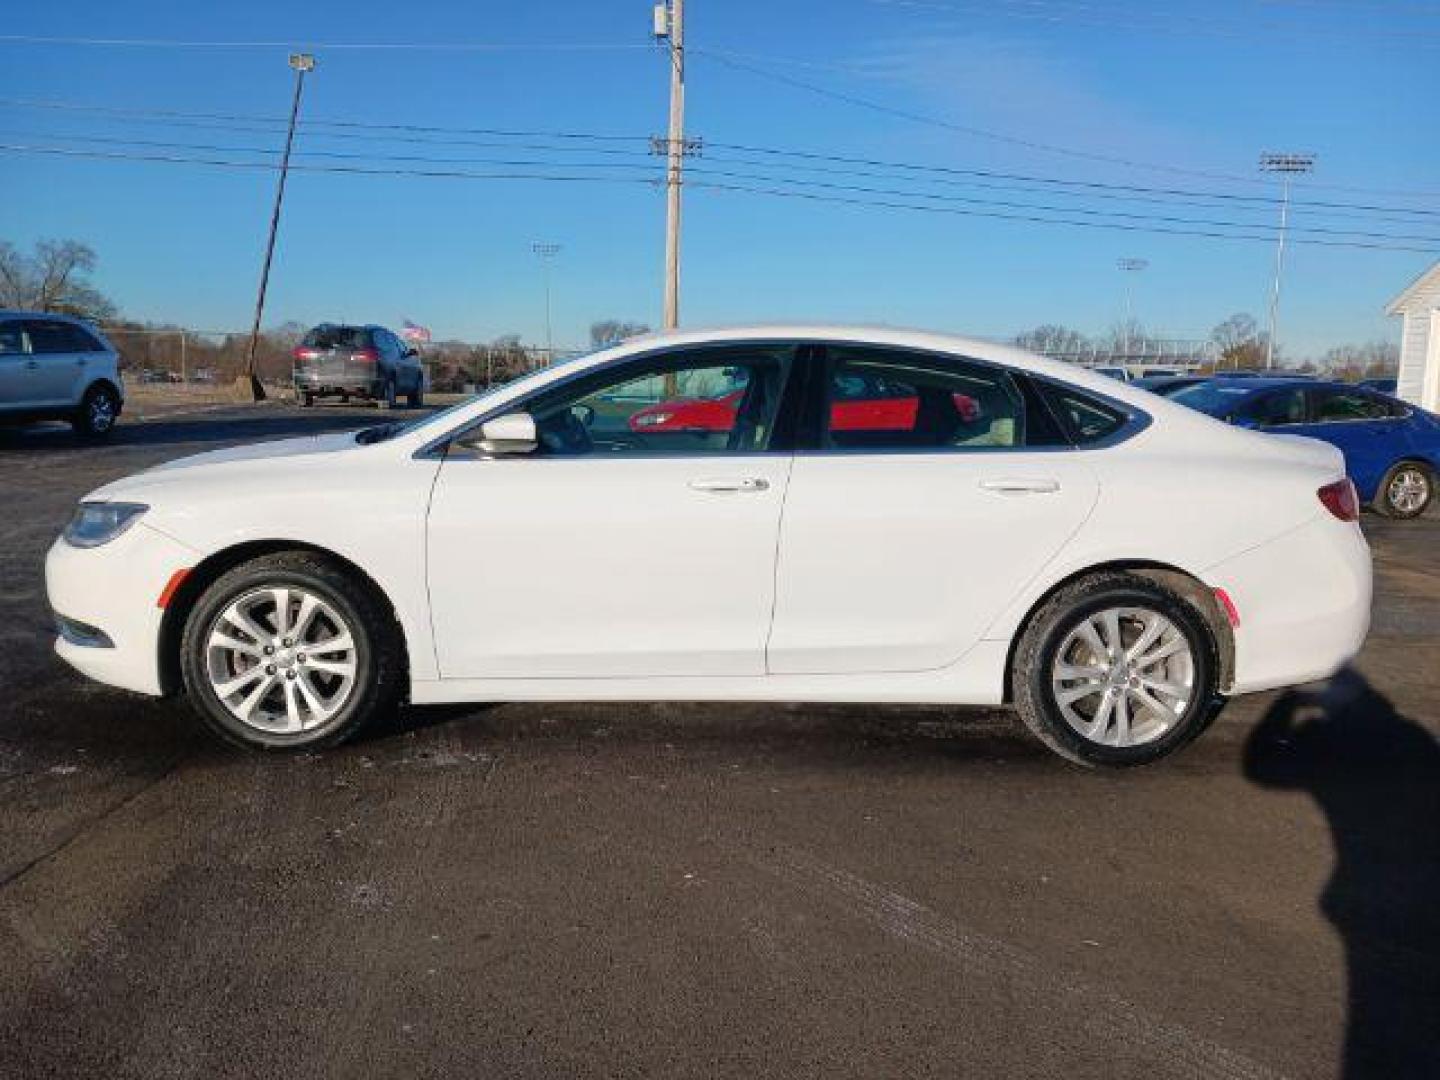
xmin=1169 ymin=382 xmax=1256 ymax=417
xmin=353 ymin=346 xmax=611 ymax=445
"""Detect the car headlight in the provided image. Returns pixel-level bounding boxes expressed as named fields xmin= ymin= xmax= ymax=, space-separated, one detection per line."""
xmin=63 ymin=502 xmax=148 ymax=549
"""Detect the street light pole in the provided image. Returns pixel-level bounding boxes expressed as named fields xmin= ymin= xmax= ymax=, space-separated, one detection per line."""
xmin=1116 ymin=257 xmax=1148 ymax=361
xmin=532 ymin=242 xmax=561 ymax=365
xmin=1260 ymin=151 xmax=1315 ymax=370
xmin=654 ymin=0 xmax=686 ymax=329
xmin=242 ymin=52 xmax=315 ymax=402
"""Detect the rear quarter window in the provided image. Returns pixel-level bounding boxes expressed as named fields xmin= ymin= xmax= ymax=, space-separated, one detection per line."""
xmin=1038 ymin=382 xmax=1128 ymax=444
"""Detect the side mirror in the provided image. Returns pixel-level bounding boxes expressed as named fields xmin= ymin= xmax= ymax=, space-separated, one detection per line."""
xmin=455 ymin=412 xmax=538 ymax=456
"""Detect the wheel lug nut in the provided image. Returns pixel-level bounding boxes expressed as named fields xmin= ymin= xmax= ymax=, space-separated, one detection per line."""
xmin=297 ymin=654 xmax=306 ymax=663
xmin=283 ymin=638 xmax=294 ymax=647
xmin=265 ymin=664 xmax=276 ymax=675
xmin=263 ymin=645 xmax=274 ymax=655
xmin=286 ymin=670 xmax=297 ymax=680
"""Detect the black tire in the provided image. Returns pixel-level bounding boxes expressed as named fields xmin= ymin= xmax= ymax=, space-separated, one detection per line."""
xmin=179 ymin=552 xmax=405 ymax=752
xmin=1012 ymin=572 xmax=1221 ymax=768
xmin=72 ymin=383 xmax=120 ymax=439
xmin=406 ymin=378 xmax=423 ymax=409
xmin=380 ymin=378 xmax=398 ymax=410
xmin=1374 ymin=461 xmax=1433 ymax=519
xmin=298 ymin=391 xmax=315 ymax=408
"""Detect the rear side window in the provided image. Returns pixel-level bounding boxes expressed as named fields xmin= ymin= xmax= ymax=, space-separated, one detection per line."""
xmin=1236 ymin=388 xmax=1307 ymax=427
xmin=818 ymin=346 xmax=1059 ymax=451
xmin=0 ymin=322 xmax=23 ymax=355
xmin=1037 ymin=382 xmax=1127 ymax=444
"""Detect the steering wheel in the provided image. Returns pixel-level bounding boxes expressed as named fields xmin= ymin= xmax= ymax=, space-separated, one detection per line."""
xmin=536 ymin=406 xmax=594 ymax=455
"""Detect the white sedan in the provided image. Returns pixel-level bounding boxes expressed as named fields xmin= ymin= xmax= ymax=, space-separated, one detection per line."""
xmin=45 ymin=327 xmax=1372 ymax=766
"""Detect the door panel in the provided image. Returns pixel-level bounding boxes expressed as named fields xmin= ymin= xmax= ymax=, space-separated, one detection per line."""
xmin=766 ymin=452 xmax=1098 ymax=674
xmin=427 ymin=456 xmax=791 ymax=678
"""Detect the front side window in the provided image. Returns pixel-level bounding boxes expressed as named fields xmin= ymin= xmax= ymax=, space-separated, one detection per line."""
xmin=819 ymin=346 xmax=1042 ymax=451
xmin=1311 ymin=389 xmax=1391 ymax=423
xmin=523 ymin=345 xmax=794 ymax=457
xmin=1236 ymin=388 xmax=1307 ymax=427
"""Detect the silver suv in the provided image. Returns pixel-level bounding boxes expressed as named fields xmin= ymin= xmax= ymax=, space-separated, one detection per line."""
xmin=0 ymin=312 xmax=124 ymax=437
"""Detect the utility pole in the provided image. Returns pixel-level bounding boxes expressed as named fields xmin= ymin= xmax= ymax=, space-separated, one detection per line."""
xmin=654 ymin=1 xmax=687 ymax=329
xmin=1116 ymin=257 xmax=1148 ymax=362
xmin=241 ymin=52 xmax=315 ymax=402
xmin=532 ymin=242 xmax=561 ymax=365
xmin=1259 ymin=151 xmax=1315 ymax=370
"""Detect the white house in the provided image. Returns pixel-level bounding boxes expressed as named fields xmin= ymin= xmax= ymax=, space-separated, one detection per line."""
xmin=1386 ymin=260 xmax=1440 ymax=411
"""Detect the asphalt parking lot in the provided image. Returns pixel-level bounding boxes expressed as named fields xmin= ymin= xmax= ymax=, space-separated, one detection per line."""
xmin=1 ymin=403 xmax=1437 ymax=1079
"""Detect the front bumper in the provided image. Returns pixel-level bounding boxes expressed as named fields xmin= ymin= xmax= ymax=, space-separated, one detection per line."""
xmin=45 ymin=522 xmax=201 ymax=696
xmin=1205 ymin=515 xmax=1372 ymax=695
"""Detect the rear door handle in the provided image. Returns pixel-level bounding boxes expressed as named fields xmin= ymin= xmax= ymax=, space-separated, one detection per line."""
xmin=688 ymin=477 xmax=770 ymax=493
xmin=979 ymin=477 xmax=1061 ymax=494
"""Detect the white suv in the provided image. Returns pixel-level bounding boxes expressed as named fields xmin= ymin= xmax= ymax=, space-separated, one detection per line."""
xmin=0 ymin=311 xmax=125 ymax=437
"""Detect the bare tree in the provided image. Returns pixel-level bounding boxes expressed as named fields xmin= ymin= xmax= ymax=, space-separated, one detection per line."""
xmin=1209 ymin=313 xmax=1271 ymax=370
xmin=590 ymin=319 xmax=652 ymax=348
xmin=1013 ymin=324 xmax=1090 ymax=357
xmin=0 ymin=238 xmax=116 ymax=319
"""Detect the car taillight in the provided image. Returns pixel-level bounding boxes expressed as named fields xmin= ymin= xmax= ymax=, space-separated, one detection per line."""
xmin=352 ymin=348 xmax=380 ymax=363
xmin=1318 ymin=478 xmax=1360 ymax=522
xmin=292 ymin=347 xmax=319 ymax=361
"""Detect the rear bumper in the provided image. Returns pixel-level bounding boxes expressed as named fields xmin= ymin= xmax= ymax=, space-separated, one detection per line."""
xmin=293 ymin=373 xmax=384 ymax=395
xmin=45 ymin=523 xmax=201 ymax=697
xmin=1204 ymin=515 xmax=1372 ymax=695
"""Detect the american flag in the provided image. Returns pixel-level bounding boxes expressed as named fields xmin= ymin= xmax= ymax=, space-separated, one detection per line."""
xmin=400 ymin=320 xmax=432 ymax=344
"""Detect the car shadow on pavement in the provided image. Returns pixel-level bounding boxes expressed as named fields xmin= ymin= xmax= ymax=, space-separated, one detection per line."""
xmin=0 ymin=410 xmax=404 ymax=452
xmin=1243 ymin=667 xmax=1440 ymax=1079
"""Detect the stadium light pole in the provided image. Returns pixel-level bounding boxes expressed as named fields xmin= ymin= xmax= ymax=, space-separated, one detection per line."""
xmin=1260 ymin=152 xmax=1315 ymax=370
xmin=1116 ymin=257 xmax=1148 ymax=360
xmin=532 ymin=242 xmax=562 ymax=365
xmin=242 ymin=52 xmax=315 ymax=402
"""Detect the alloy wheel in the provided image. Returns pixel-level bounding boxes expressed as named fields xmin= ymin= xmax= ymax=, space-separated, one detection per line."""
xmin=89 ymin=393 xmax=115 ymax=431
xmin=1050 ymin=606 xmax=1195 ymax=747
xmin=1388 ymin=468 xmax=1430 ymax=515
xmin=204 ymin=586 xmax=359 ymax=734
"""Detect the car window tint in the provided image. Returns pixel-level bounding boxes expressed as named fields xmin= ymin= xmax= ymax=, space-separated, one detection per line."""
xmin=1312 ymin=389 xmax=1390 ymax=422
xmin=1037 ymin=383 xmax=1126 ymax=444
xmin=0 ymin=323 xmax=23 ymax=355
xmin=525 ymin=346 xmax=793 ymax=457
xmin=302 ymin=325 xmax=370 ymax=350
xmin=25 ymin=320 xmax=84 ymax=354
xmin=820 ymin=347 xmax=1032 ymax=451
xmin=1237 ymin=388 xmax=1306 ymax=427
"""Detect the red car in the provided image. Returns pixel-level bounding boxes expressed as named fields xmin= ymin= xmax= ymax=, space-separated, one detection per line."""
xmin=629 ymin=374 xmax=979 ymax=433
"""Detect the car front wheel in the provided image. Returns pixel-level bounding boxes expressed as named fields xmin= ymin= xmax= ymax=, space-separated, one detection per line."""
xmin=1012 ymin=572 xmax=1220 ymax=767
xmin=1376 ymin=462 xmax=1433 ymax=519
xmin=73 ymin=384 xmax=120 ymax=438
xmin=179 ymin=552 xmax=404 ymax=751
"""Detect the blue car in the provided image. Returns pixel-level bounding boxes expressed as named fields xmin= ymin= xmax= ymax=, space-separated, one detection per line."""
xmin=1169 ymin=377 xmax=1439 ymax=518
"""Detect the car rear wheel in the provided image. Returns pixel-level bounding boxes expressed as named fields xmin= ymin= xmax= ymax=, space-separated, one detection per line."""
xmin=1376 ymin=462 xmax=1433 ymax=519
xmin=407 ymin=378 xmax=423 ymax=409
xmin=380 ymin=378 xmax=398 ymax=410
xmin=179 ymin=552 xmax=405 ymax=751
xmin=72 ymin=384 xmax=120 ymax=439
xmin=1012 ymin=572 xmax=1220 ymax=767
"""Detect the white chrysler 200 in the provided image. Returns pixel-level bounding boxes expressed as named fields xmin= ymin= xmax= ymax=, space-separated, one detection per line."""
xmin=45 ymin=327 xmax=1372 ymax=766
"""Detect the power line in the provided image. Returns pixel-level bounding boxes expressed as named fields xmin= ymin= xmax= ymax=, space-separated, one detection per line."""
xmin=0 ymin=34 xmax=655 ymax=53
xmin=8 ymin=95 xmax=1438 ymax=209
xmin=14 ymin=128 xmax=1440 ymax=236
xmin=4 ymin=141 xmax=1434 ymax=254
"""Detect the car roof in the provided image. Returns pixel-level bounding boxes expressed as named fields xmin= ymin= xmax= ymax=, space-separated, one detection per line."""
xmin=0 ymin=309 xmax=98 ymax=326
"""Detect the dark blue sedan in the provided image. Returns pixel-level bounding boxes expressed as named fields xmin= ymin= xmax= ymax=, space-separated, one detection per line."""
xmin=1170 ymin=378 xmax=1439 ymax=518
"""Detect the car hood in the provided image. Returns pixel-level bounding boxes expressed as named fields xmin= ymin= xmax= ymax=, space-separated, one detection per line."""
xmin=86 ymin=431 xmax=363 ymax=501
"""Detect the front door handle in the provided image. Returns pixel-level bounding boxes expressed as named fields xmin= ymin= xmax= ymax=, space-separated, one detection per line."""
xmin=688 ymin=477 xmax=770 ymax=493
xmin=979 ymin=477 xmax=1061 ymax=494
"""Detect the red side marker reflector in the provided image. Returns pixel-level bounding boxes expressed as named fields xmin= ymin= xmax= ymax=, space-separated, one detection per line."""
xmin=156 ymin=568 xmax=191 ymax=610
xmin=1213 ymin=587 xmax=1241 ymax=628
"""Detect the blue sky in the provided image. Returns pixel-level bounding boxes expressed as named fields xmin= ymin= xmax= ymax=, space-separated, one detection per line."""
xmin=1 ymin=0 xmax=1437 ymax=358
